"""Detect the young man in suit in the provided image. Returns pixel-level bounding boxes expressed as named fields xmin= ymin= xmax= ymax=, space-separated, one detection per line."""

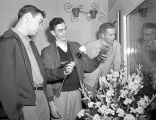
xmin=41 ymin=17 xmax=106 ymax=120
xmin=0 ymin=5 xmax=74 ymax=120
xmin=84 ymin=22 xmax=122 ymax=89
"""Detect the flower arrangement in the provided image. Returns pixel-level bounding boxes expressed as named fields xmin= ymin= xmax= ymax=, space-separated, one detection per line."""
xmin=78 ymin=65 xmax=155 ymax=120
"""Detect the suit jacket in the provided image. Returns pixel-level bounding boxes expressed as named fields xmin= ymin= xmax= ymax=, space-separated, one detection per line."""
xmin=84 ymin=39 xmax=122 ymax=87
xmin=41 ymin=41 xmax=100 ymax=101
xmin=0 ymin=29 xmax=65 ymax=120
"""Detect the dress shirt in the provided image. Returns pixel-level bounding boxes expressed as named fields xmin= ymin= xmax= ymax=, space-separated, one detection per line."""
xmin=56 ymin=40 xmax=67 ymax=52
xmin=12 ymin=28 xmax=44 ymax=86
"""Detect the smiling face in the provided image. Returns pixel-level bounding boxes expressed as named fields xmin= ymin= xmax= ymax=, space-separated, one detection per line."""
xmin=101 ymin=28 xmax=116 ymax=45
xmin=143 ymin=28 xmax=156 ymax=41
xmin=51 ymin=22 xmax=67 ymax=42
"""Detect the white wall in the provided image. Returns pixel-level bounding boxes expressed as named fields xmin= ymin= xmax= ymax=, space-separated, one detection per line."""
xmin=108 ymin=0 xmax=145 ymax=22
xmin=108 ymin=0 xmax=117 ymax=11
xmin=0 ymin=0 xmax=108 ymax=53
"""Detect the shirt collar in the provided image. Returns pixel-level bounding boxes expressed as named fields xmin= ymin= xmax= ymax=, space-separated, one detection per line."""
xmin=11 ymin=28 xmax=31 ymax=47
xmin=56 ymin=40 xmax=68 ymax=52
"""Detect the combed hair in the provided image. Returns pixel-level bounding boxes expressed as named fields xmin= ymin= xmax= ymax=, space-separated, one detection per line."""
xmin=142 ymin=23 xmax=156 ymax=30
xmin=49 ymin=17 xmax=65 ymax=31
xmin=99 ymin=22 xmax=115 ymax=34
xmin=18 ymin=5 xmax=46 ymax=20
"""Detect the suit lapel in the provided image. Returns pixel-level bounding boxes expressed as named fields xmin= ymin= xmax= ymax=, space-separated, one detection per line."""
xmin=4 ymin=29 xmax=34 ymax=83
xmin=16 ymin=38 xmax=34 ymax=82
xmin=68 ymin=42 xmax=84 ymax=85
xmin=68 ymin=42 xmax=77 ymax=61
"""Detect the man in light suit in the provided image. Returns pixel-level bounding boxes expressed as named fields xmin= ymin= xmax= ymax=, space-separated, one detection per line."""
xmin=84 ymin=22 xmax=122 ymax=89
xmin=0 ymin=5 xmax=74 ymax=120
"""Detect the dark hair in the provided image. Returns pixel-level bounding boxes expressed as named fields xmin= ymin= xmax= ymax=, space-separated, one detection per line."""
xmin=99 ymin=22 xmax=115 ymax=34
xmin=142 ymin=23 xmax=156 ymax=30
xmin=49 ymin=17 xmax=65 ymax=31
xmin=18 ymin=5 xmax=46 ymax=20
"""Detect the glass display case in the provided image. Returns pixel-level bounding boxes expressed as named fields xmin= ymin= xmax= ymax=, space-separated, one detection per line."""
xmin=123 ymin=0 xmax=156 ymax=74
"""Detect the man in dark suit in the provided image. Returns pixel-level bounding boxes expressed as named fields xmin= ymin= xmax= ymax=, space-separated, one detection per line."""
xmin=0 ymin=5 xmax=73 ymax=120
xmin=41 ymin=17 xmax=106 ymax=120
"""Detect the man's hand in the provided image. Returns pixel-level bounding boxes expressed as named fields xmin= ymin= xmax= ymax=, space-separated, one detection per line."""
xmin=64 ymin=61 xmax=75 ymax=75
xmin=49 ymin=101 xmax=62 ymax=119
xmin=98 ymin=51 xmax=107 ymax=60
xmin=97 ymin=50 xmax=107 ymax=62
xmin=97 ymin=45 xmax=111 ymax=62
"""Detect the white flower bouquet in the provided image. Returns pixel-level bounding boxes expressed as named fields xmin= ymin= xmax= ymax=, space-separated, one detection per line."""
xmin=78 ymin=65 xmax=155 ymax=120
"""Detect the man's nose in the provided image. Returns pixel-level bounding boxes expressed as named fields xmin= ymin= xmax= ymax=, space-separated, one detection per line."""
xmin=112 ymin=35 xmax=115 ymax=40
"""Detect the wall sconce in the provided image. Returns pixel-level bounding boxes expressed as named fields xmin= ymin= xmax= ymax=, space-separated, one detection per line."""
xmin=137 ymin=0 xmax=154 ymax=20
xmin=138 ymin=8 xmax=149 ymax=18
xmin=64 ymin=2 xmax=106 ymax=22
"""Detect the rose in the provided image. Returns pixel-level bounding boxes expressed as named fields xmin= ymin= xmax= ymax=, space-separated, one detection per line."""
xmin=79 ymin=46 xmax=87 ymax=54
xmin=75 ymin=46 xmax=87 ymax=62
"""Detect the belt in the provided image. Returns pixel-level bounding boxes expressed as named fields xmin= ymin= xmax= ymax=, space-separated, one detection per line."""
xmin=34 ymin=86 xmax=44 ymax=90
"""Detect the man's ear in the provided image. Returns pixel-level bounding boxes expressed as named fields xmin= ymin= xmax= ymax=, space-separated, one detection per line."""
xmin=100 ymin=33 xmax=105 ymax=39
xmin=24 ymin=12 xmax=33 ymax=21
xmin=51 ymin=31 xmax=55 ymax=36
